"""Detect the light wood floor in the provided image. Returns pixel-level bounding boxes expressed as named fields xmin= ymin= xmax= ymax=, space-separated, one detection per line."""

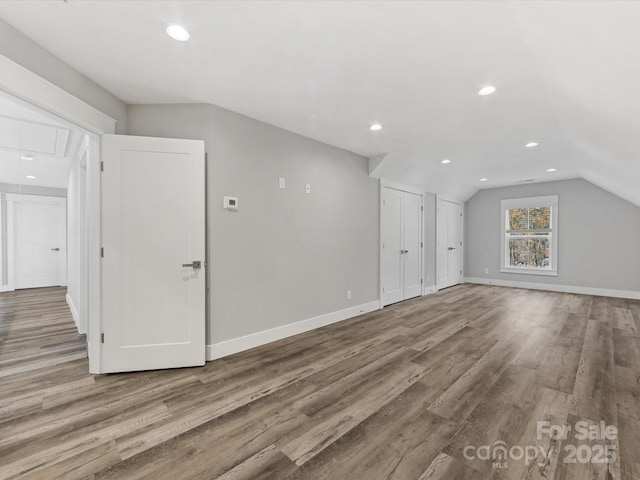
xmin=1 ymin=285 xmax=639 ymax=480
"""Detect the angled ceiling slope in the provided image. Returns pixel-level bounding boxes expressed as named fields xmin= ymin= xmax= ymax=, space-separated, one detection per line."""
xmin=0 ymin=1 xmax=638 ymax=205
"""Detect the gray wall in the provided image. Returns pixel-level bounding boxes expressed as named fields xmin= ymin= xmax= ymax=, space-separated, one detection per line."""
xmin=127 ymin=104 xmax=379 ymax=344
xmin=0 ymin=18 xmax=127 ymax=133
xmin=465 ymin=178 xmax=640 ymax=292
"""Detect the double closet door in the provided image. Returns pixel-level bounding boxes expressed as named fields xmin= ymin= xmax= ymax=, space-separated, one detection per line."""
xmin=381 ymin=186 xmax=423 ymax=307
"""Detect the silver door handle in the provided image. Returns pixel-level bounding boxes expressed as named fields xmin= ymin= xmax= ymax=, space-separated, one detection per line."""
xmin=51 ymin=248 xmax=60 ymax=252
xmin=448 ymin=247 xmax=456 ymax=251
xmin=400 ymin=249 xmax=411 ymax=254
xmin=182 ymin=261 xmax=202 ymax=269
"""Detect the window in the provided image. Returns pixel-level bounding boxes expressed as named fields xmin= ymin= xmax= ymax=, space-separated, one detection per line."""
xmin=500 ymin=195 xmax=558 ymax=276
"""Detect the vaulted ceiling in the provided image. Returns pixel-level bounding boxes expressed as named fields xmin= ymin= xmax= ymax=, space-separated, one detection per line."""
xmin=0 ymin=1 xmax=638 ymax=204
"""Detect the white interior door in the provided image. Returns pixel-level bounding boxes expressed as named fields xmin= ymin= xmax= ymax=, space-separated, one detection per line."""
xmin=381 ymin=186 xmax=423 ymax=307
xmin=101 ymin=134 xmax=206 ymax=373
xmin=402 ymin=191 xmax=422 ymax=300
xmin=12 ymin=195 xmax=66 ymax=289
xmin=381 ymin=188 xmax=404 ymax=306
xmin=437 ymin=199 xmax=463 ymax=290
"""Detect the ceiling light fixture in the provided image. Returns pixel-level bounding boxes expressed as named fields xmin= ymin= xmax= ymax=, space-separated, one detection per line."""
xmin=480 ymin=178 xmax=488 ymax=182
xmin=546 ymin=168 xmax=557 ymax=172
xmin=25 ymin=175 xmax=36 ymax=179
xmin=441 ymin=159 xmax=451 ymax=164
xmin=369 ymin=123 xmax=382 ymax=131
xmin=478 ymin=86 xmax=497 ymax=96
xmin=166 ymin=24 xmax=190 ymax=42
xmin=525 ymin=142 xmax=539 ymax=148
xmin=20 ymin=155 xmax=34 ymax=161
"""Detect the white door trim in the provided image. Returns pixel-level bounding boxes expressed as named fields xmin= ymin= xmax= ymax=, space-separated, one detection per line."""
xmin=0 ymin=56 xmax=114 ymax=374
xmin=0 ymin=196 xmax=15 ymax=293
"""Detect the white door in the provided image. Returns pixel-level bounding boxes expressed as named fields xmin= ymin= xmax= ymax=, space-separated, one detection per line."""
xmin=381 ymin=187 xmax=423 ymax=307
xmin=101 ymin=134 xmax=206 ymax=373
xmin=12 ymin=195 xmax=66 ymax=289
xmin=437 ymin=199 xmax=463 ymax=290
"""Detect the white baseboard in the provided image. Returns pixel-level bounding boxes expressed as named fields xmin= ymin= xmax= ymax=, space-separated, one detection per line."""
xmin=206 ymin=300 xmax=381 ymax=361
xmin=464 ymin=277 xmax=640 ymax=300
xmin=423 ymin=285 xmax=437 ymax=295
xmin=65 ymin=293 xmax=86 ymax=334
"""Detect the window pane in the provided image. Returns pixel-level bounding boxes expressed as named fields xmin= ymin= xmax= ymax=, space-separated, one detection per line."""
xmin=508 ymin=209 xmax=530 ymax=230
xmin=508 ymin=237 xmax=550 ymax=267
xmin=529 ymin=207 xmax=550 ymax=229
xmin=508 ymin=207 xmax=551 ymax=230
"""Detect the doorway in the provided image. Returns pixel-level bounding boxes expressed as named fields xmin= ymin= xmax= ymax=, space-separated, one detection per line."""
xmin=436 ymin=198 xmax=463 ymax=290
xmin=10 ymin=194 xmax=66 ymax=289
xmin=380 ymin=184 xmax=423 ymax=307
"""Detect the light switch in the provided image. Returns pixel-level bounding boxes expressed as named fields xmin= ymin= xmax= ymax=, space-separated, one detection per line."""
xmin=279 ymin=178 xmax=285 ymax=189
xmin=223 ymin=196 xmax=238 ymax=210
xmin=305 ymin=184 xmax=311 ymax=194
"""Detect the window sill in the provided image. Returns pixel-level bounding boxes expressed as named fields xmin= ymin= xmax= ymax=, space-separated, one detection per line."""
xmin=500 ymin=268 xmax=558 ymax=277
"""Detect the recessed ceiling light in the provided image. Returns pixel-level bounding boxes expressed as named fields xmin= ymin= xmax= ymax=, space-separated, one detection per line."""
xmin=480 ymin=178 xmax=488 ymax=182
xmin=441 ymin=159 xmax=451 ymax=164
xmin=478 ymin=86 xmax=497 ymax=96
xmin=20 ymin=155 xmax=34 ymax=161
xmin=525 ymin=142 xmax=539 ymax=148
xmin=369 ymin=123 xmax=382 ymax=131
xmin=546 ymin=168 xmax=557 ymax=172
xmin=26 ymin=175 xmax=36 ymax=179
xmin=166 ymin=24 xmax=190 ymax=42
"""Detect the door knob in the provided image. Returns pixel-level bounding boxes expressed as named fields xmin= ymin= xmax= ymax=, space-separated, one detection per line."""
xmin=448 ymin=247 xmax=456 ymax=251
xmin=400 ymin=249 xmax=409 ymax=254
xmin=182 ymin=261 xmax=202 ymax=269
xmin=51 ymin=248 xmax=60 ymax=252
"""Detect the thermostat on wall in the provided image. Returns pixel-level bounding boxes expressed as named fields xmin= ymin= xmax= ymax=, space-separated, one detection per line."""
xmin=223 ymin=196 xmax=238 ymax=210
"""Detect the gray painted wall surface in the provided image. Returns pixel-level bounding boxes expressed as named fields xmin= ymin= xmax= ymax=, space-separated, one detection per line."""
xmin=127 ymin=104 xmax=379 ymax=344
xmin=0 ymin=18 xmax=127 ymax=133
xmin=465 ymin=178 xmax=640 ymax=292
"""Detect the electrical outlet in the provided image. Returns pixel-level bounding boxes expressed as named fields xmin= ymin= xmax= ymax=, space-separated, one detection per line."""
xmin=346 ymin=290 xmax=352 ymax=300
xmin=305 ymin=184 xmax=311 ymax=194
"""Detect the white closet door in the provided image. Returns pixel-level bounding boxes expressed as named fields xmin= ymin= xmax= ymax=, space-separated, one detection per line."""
xmin=437 ymin=198 xmax=463 ymax=290
xmin=381 ymin=187 xmax=404 ymax=306
xmin=381 ymin=186 xmax=423 ymax=307
xmin=402 ymin=191 xmax=422 ymax=300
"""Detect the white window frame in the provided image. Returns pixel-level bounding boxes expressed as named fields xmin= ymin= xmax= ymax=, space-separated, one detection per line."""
xmin=500 ymin=195 xmax=558 ymax=276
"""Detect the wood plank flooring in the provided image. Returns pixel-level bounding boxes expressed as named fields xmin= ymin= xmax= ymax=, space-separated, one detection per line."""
xmin=1 ymin=285 xmax=639 ymax=479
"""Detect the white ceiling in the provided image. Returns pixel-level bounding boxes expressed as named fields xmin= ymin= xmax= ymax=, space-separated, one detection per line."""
xmin=0 ymin=92 xmax=76 ymax=189
xmin=0 ymin=1 xmax=639 ymax=203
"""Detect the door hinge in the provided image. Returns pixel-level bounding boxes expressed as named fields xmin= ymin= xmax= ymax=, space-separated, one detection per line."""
xmin=460 ymin=212 xmax=463 ymax=217
xmin=460 ymin=270 xmax=463 ymax=275
xmin=421 ymin=279 xmax=423 ymax=284
xmin=101 ymin=333 xmax=104 ymax=343
xmin=382 ymin=242 xmax=385 ymax=249
xmin=205 ymin=152 xmax=208 ymax=161
xmin=100 ymin=247 xmax=104 ymax=258
xmin=421 ymin=242 xmax=423 ymax=248
xmin=383 ymin=199 xmax=386 ymax=206
xmin=382 ymin=286 xmax=385 ymax=293
xmin=100 ymin=161 xmax=104 ymax=172
xmin=421 ymin=206 xmax=423 ymax=212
